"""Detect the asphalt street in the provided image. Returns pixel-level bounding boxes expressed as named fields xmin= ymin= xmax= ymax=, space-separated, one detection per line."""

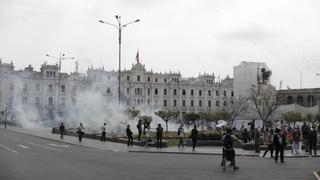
xmin=0 ymin=129 xmax=319 ymax=180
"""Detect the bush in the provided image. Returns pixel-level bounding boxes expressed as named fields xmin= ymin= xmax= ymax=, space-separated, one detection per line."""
xmin=188 ymin=132 xmax=223 ymax=140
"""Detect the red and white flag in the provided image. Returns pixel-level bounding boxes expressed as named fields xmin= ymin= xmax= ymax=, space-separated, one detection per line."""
xmin=136 ymin=50 xmax=140 ymax=63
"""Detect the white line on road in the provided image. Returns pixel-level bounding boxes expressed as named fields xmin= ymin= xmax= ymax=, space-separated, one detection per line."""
xmin=0 ymin=144 xmax=18 ymax=153
xmin=18 ymin=145 xmax=29 ymax=149
xmin=48 ymin=143 xmax=69 ymax=148
xmin=26 ymin=141 xmax=63 ymax=152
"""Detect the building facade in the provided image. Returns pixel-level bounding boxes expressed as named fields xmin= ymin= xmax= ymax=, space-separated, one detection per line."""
xmin=277 ymin=88 xmax=320 ymax=107
xmin=0 ymin=59 xmax=235 ymax=122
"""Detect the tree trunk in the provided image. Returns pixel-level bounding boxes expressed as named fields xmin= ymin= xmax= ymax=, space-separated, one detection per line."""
xmin=166 ymin=121 xmax=168 ymax=133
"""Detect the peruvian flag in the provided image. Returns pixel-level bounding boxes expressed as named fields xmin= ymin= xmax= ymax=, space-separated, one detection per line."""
xmin=136 ymin=50 xmax=140 ymax=63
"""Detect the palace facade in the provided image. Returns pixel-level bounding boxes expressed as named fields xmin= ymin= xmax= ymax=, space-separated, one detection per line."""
xmin=0 ymin=59 xmax=235 ymax=121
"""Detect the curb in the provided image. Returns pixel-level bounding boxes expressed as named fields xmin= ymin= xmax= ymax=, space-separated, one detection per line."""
xmin=129 ymin=150 xmax=320 ymax=158
xmin=128 ymin=150 xmax=259 ymax=157
xmin=314 ymin=171 xmax=320 ymax=180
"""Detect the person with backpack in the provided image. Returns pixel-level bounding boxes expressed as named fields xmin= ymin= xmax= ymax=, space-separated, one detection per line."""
xmin=221 ymin=128 xmax=239 ymax=171
xmin=177 ymin=124 xmax=185 ymax=148
xmin=156 ymin=124 xmax=163 ymax=148
xmin=59 ymin=122 xmax=65 ymax=139
xmin=191 ymin=125 xmax=198 ymax=151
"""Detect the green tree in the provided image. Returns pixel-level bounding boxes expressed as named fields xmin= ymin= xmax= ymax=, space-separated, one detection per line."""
xmin=126 ymin=107 xmax=140 ymax=120
xmin=183 ymin=112 xmax=200 ymax=127
xmin=305 ymin=113 xmax=315 ymax=126
xmin=314 ymin=113 xmax=320 ymax=125
xmin=282 ymin=111 xmax=302 ymax=127
xmin=154 ymin=111 xmax=179 ymax=133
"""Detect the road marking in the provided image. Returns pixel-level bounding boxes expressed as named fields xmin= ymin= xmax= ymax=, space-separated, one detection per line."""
xmin=48 ymin=143 xmax=69 ymax=148
xmin=26 ymin=141 xmax=63 ymax=152
xmin=18 ymin=145 xmax=29 ymax=149
xmin=0 ymin=144 xmax=18 ymax=153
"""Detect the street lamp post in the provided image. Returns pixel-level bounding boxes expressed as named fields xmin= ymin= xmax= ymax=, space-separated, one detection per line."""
xmin=46 ymin=53 xmax=75 ymax=114
xmin=99 ymin=15 xmax=140 ymax=105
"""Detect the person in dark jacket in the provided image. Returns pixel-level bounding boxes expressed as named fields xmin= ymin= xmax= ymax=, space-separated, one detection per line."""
xmin=309 ymin=127 xmax=318 ymax=156
xmin=100 ymin=123 xmax=106 ymax=141
xmin=126 ymin=125 xmax=133 ymax=146
xmin=221 ymin=128 xmax=239 ymax=171
xmin=137 ymin=119 xmax=142 ymax=141
xmin=273 ymin=128 xmax=286 ymax=163
xmin=59 ymin=123 xmax=65 ymax=139
xmin=156 ymin=124 xmax=163 ymax=148
xmin=302 ymin=122 xmax=310 ymax=153
xmin=191 ymin=125 xmax=198 ymax=151
xmin=77 ymin=123 xmax=85 ymax=142
xmin=242 ymin=129 xmax=249 ymax=143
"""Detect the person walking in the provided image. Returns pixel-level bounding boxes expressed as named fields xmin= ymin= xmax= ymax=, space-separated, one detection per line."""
xmin=242 ymin=129 xmax=249 ymax=143
xmin=221 ymin=128 xmax=239 ymax=171
xmin=309 ymin=127 xmax=318 ymax=156
xmin=302 ymin=122 xmax=310 ymax=153
xmin=137 ymin=119 xmax=142 ymax=141
xmin=100 ymin=123 xmax=106 ymax=141
xmin=178 ymin=124 xmax=185 ymax=148
xmin=273 ymin=129 xmax=286 ymax=163
xmin=263 ymin=129 xmax=274 ymax=158
xmin=254 ymin=128 xmax=261 ymax=153
xmin=156 ymin=124 xmax=163 ymax=148
xmin=191 ymin=125 xmax=198 ymax=151
xmin=59 ymin=123 xmax=65 ymax=139
xmin=292 ymin=127 xmax=301 ymax=154
xmin=126 ymin=125 xmax=133 ymax=146
xmin=77 ymin=123 xmax=85 ymax=142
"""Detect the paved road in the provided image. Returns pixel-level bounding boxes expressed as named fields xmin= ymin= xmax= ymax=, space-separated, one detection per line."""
xmin=0 ymin=129 xmax=319 ymax=180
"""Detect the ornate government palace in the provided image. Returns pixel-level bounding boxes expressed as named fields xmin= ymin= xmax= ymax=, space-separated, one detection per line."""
xmin=1 ymin=57 xmax=318 ymax=122
xmin=0 ymin=58 xmax=235 ymax=120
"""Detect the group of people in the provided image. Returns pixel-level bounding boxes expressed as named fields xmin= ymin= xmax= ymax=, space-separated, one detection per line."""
xmin=127 ymin=121 xmax=199 ymax=150
xmin=262 ymin=122 xmax=318 ymax=160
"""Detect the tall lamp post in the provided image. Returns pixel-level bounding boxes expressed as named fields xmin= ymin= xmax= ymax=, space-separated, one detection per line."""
xmin=46 ymin=53 xmax=75 ymax=114
xmin=99 ymin=15 xmax=140 ymax=105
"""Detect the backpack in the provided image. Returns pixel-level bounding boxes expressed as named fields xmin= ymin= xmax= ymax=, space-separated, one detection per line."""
xmin=223 ymin=134 xmax=233 ymax=149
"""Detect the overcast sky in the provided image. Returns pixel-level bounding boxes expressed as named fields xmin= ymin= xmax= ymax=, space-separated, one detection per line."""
xmin=1 ymin=0 xmax=320 ymax=89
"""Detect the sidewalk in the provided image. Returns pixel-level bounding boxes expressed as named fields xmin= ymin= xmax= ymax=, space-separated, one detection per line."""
xmin=4 ymin=126 xmax=318 ymax=158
